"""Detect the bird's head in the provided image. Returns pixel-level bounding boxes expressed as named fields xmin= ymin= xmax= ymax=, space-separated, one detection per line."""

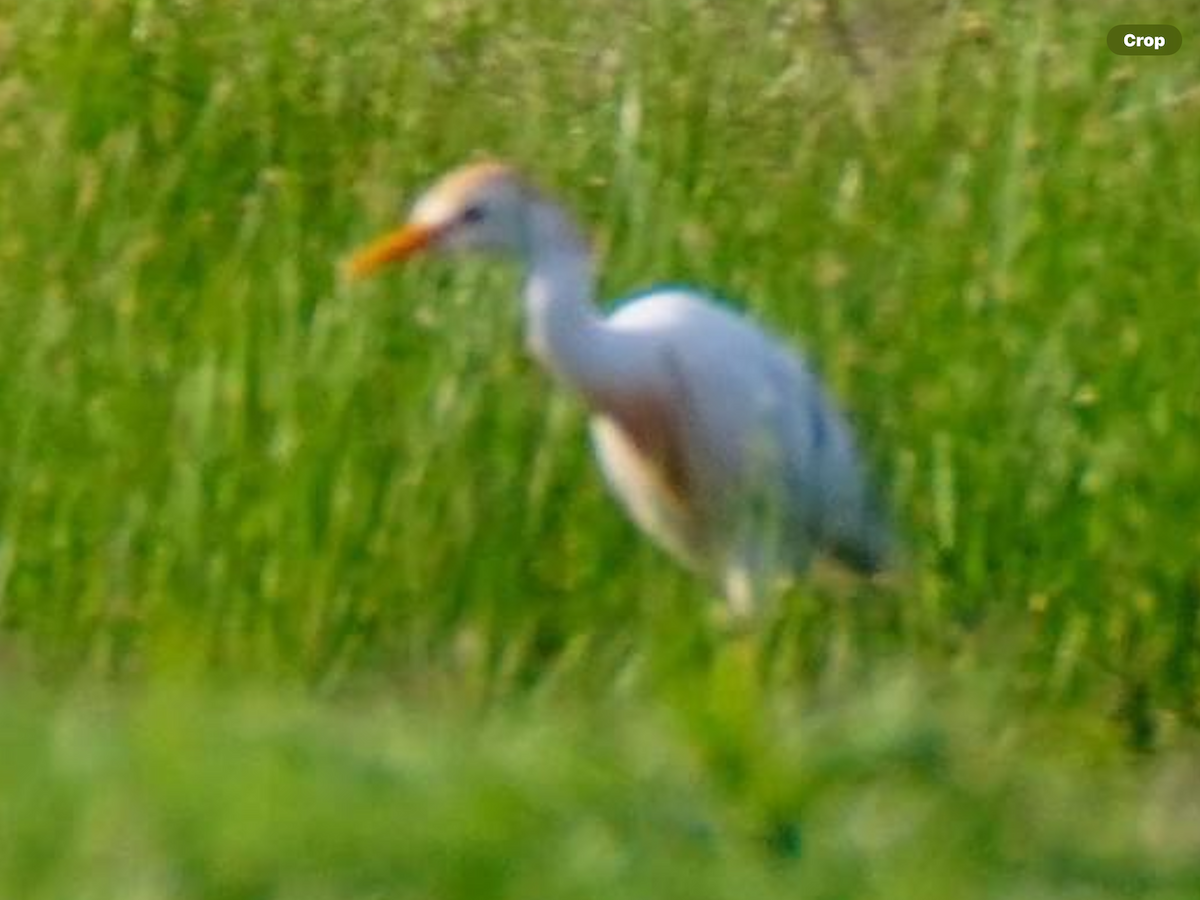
xmin=347 ymin=161 xmax=537 ymax=278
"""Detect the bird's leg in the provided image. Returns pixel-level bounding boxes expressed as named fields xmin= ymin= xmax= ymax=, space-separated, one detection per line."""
xmin=722 ymin=565 xmax=761 ymax=622
xmin=719 ymin=535 xmax=784 ymax=623
xmin=717 ymin=440 xmax=794 ymax=627
xmin=709 ymin=563 xmax=777 ymax=639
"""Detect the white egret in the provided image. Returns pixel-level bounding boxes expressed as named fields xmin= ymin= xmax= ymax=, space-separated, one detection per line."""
xmin=348 ymin=161 xmax=890 ymax=616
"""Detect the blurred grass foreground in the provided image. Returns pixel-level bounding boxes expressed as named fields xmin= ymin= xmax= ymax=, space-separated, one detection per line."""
xmin=0 ymin=0 xmax=1198 ymax=897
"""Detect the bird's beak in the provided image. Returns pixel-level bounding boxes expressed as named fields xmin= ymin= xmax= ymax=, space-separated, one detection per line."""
xmin=345 ymin=222 xmax=439 ymax=279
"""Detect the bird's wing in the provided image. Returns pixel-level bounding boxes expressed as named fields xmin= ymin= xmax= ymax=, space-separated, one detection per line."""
xmin=607 ymin=289 xmax=807 ymax=515
xmin=762 ymin=338 xmax=892 ymax=573
xmin=608 ymin=289 xmax=890 ymax=573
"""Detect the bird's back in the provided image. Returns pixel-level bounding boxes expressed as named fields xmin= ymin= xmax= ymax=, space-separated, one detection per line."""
xmin=598 ymin=287 xmax=888 ymax=580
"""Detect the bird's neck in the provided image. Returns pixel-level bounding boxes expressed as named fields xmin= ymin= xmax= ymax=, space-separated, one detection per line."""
xmin=521 ymin=202 xmax=616 ymax=395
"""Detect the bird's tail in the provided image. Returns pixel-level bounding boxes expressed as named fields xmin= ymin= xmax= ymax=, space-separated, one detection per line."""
xmin=826 ymin=489 xmax=896 ymax=577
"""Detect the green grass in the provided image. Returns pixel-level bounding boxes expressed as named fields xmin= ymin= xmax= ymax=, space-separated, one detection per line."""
xmin=0 ymin=0 xmax=1198 ymax=895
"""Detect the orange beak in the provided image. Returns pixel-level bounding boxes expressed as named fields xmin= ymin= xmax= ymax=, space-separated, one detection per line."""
xmin=345 ymin=222 xmax=440 ymax=279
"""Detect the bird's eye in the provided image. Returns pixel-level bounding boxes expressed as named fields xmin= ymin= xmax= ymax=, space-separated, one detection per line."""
xmin=461 ymin=204 xmax=486 ymax=225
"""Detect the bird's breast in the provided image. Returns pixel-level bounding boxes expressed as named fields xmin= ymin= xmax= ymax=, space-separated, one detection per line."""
xmin=589 ymin=390 xmax=691 ymax=510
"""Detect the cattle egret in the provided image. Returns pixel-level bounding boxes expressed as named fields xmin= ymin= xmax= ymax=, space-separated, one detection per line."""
xmin=348 ymin=162 xmax=890 ymax=616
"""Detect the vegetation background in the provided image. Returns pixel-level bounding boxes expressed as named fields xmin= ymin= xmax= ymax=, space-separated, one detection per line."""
xmin=0 ymin=0 xmax=1198 ymax=896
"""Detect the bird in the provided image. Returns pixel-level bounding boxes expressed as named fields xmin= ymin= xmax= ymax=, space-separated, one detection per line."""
xmin=347 ymin=161 xmax=890 ymax=617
